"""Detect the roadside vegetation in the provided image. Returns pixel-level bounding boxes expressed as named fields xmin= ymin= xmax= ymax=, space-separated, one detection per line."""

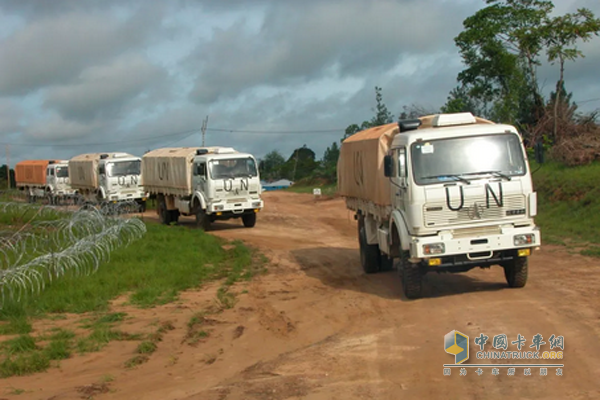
xmin=0 ymin=204 xmax=264 ymax=377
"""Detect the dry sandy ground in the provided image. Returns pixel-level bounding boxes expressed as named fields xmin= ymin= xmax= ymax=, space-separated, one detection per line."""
xmin=2 ymin=191 xmax=600 ymax=400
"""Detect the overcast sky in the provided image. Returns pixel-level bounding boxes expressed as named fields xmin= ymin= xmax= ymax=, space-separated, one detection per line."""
xmin=1 ymin=0 xmax=599 ymax=165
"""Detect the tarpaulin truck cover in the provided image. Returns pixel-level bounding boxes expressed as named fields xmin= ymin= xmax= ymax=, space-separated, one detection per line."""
xmin=337 ymin=115 xmax=495 ymax=207
xmin=142 ymin=147 xmax=202 ymax=196
xmin=15 ymin=160 xmax=53 ymax=186
xmin=337 ymin=123 xmax=399 ymax=206
xmin=69 ymin=153 xmax=103 ymax=189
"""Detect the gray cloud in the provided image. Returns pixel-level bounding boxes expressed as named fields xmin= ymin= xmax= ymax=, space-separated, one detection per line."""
xmin=186 ymin=0 xmax=475 ymax=103
xmin=0 ymin=100 xmax=23 ymax=134
xmin=0 ymin=5 xmax=166 ymax=96
xmin=43 ymin=54 xmax=167 ymax=122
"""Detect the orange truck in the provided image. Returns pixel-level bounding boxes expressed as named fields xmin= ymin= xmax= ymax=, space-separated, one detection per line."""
xmin=15 ymin=159 xmax=75 ymax=203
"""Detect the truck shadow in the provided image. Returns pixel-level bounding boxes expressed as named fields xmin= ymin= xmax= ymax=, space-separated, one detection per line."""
xmin=291 ymin=247 xmax=509 ymax=301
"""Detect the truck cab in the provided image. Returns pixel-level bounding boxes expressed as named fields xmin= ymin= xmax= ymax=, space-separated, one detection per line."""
xmin=187 ymin=147 xmax=263 ymax=228
xmin=97 ymin=153 xmax=147 ymax=207
xmin=46 ymin=160 xmax=75 ymax=200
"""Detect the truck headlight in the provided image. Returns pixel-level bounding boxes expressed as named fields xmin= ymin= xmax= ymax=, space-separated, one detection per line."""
xmin=423 ymin=243 xmax=445 ymax=255
xmin=514 ymin=234 xmax=534 ymax=246
xmin=252 ymin=201 xmax=262 ymax=208
xmin=214 ymin=204 xmax=224 ymax=211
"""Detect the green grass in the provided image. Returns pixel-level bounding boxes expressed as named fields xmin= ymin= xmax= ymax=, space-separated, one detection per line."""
xmin=1 ymin=335 xmax=37 ymax=354
xmin=0 ymin=222 xmax=259 ymax=319
xmin=533 ymin=161 xmax=600 ymax=247
xmin=136 ymin=341 xmax=157 ymax=354
xmin=0 ymin=217 xmax=263 ymax=378
xmin=284 ymin=183 xmax=337 ymax=196
xmin=0 ymin=317 xmax=32 ymax=335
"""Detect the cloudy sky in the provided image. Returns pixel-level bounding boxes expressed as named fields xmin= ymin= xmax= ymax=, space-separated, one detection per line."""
xmin=1 ymin=0 xmax=599 ymax=165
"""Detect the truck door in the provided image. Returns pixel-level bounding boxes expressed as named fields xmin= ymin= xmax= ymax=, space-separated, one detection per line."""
xmin=98 ymin=164 xmax=107 ymax=199
xmin=391 ymin=147 xmax=408 ymax=212
xmin=193 ymin=162 xmax=207 ymax=194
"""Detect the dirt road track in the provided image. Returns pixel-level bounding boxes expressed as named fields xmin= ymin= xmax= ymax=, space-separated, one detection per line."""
xmin=3 ymin=191 xmax=600 ymax=400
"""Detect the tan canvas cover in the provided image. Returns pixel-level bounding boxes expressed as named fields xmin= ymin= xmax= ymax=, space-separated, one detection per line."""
xmin=69 ymin=153 xmax=102 ymax=189
xmin=337 ymin=115 xmax=496 ymax=206
xmin=337 ymin=123 xmax=398 ymax=206
xmin=15 ymin=160 xmax=53 ymax=186
xmin=142 ymin=147 xmax=202 ymax=196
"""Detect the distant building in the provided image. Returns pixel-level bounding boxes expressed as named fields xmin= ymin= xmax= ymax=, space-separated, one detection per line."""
xmin=262 ymin=179 xmax=293 ymax=191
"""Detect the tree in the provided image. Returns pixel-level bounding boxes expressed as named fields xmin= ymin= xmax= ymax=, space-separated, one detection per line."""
xmin=343 ymin=86 xmax=394 ymax=141
xmin=441 ymin=85 xmax=484 ymax=115
xmin=318 ymin=142 xmax=340 ymax=181
xmin=543 ymin=9 xmax=600 ymax=142
xmin=258 ymin=150 xmax=285 ymax=181
xmin=370 ymin=86 xmax=394 ymax=126
xmin=453 ymin=0 xmax=554 ymax=124
xmin=398 ymin=103 xmax=439 ymax=120
xmin=0 ymin=165 xmax=15 ymax=189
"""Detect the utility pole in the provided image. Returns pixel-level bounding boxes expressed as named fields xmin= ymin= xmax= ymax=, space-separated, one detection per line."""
xmin=5 ymin=144 xmax=9 ymax=189
xmin=201 ymin=115 xmax=209 ymax=147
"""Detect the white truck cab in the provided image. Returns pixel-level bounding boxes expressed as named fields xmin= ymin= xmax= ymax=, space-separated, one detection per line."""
xmin=97 ymin=153 xmax=146 ymax=205
xmin=69 ymin=152 xmax=147 ymax=210
xmin=45 ymin=160 xmax=75 ymax=199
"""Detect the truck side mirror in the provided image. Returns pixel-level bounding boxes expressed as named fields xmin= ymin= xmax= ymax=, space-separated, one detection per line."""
xmin=384 ymin=155 xmax=393 ymax=177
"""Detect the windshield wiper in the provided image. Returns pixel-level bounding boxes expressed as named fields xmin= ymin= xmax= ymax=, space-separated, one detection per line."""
xmin=461 ymin=170 xmax=512 ymax=181
xmin=420 ymin=174 xmax=471 ymax=184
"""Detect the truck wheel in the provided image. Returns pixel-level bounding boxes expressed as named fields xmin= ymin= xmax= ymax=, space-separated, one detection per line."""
xmin=242 ymin=212 xmax=256 ymax=228
xmin=139 ymin=201 xmax=147 ymax=213
xmin=196 ymin=208 xmax=211 ymax=231
xmin=503 ymin=257 xmax=528 ymax=288
xmin=401 ymin=261 xmax=423 ymax=299
xmin=158 ymin=198 xmax=171 ymax=225
xmin=359 ymin=225 xmax=380 ymax=274
xmin=170 ymin=210 xmax=180 ymax=224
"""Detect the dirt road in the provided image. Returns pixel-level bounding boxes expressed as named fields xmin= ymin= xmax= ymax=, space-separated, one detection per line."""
xmin=3 ymin=191 xmax=600 ymax=399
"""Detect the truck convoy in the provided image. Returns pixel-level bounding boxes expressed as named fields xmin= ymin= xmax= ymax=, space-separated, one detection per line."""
xmin=15 ymin=159 xmax=75 ymax=204
xmin=141 ymin=146 xmax=264 ymax=230
xmin=68 ymin=152 xmax=147 ymax=210
xmin=338 ymin=112 xmax=541 ymax=299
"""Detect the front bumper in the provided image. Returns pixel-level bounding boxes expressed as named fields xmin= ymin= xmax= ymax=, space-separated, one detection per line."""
xmin=207 ymin=199 xmax=263 ymax=215
xmin=410 ymin=225 xmax=541 ymax=259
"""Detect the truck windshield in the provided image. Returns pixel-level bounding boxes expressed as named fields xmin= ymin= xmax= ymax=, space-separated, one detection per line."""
xmin=411 ymin=133 xmax=526 ymax=185
xmin=106 ymin=160 xmax=141 ymax=177
xmin=209 ymin=157 xmax=258 ymax=179
xmin=56 ymin=166 xmax=69 ymax=178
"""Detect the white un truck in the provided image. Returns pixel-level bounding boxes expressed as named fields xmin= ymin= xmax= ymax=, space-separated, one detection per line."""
xmin=337 ymin=112 xmax=541 ymax=299
xmin=141 ymin=146 xmax=264 ymax=229
xmin=68 ymin=152 xmax=147 ymax=210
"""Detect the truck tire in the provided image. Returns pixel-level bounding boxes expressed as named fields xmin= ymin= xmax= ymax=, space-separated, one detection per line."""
xmin=242 ymin=212 xmax=256 ymax=228
xmin=196 ymin=208 xmax=211 ymax=231
xmin=170 ymin=210 xmax=180 ymax=224
xmin=359 ymin=225 xmax=380 ymax=274
xmin=158 ymin=197 xmax=171 ymax=225
xmin=503 ymin=257 xmax=528 ymax=288
xmin=401 ymin=261 xmax=423 ymax=299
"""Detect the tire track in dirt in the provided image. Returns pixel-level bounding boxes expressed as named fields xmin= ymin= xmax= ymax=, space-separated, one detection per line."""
xmin=3 ymin=192 xmax=599 ymax=400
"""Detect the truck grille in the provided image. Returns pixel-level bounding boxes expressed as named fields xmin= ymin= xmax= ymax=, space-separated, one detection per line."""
xmin=424 ymin=195 xmax=525 ymax=227
xmin=227 ymin=198 xmax=246 ymax=204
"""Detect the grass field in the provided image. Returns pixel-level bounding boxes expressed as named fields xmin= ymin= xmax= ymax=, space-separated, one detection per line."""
xmin=285 ymin=183 xmax=337 ymax=196
xmin=531 ymin=161 xmax=600 ymax=251
xmin=0 ymin=203 xmax=263 ymax=378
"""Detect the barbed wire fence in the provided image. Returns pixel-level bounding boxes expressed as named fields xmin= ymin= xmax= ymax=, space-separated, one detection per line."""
xmin=0 ymin=191 xmax=147 ymax=307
